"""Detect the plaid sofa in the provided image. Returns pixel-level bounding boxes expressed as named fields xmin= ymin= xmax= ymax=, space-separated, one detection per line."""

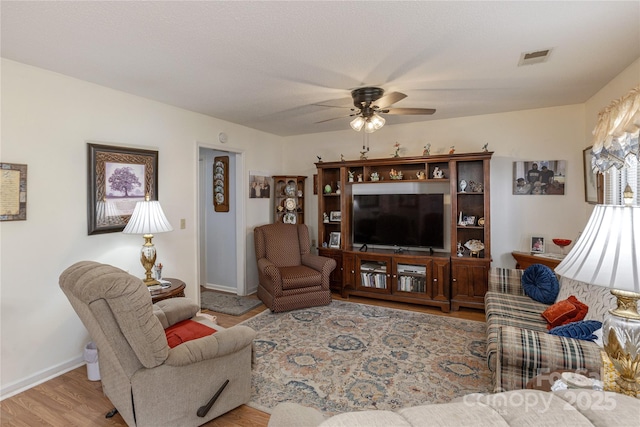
xmin=485 ymin=267 xmax=615 ymax=392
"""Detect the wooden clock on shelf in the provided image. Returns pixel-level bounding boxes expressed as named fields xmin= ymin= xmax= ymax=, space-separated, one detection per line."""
xmin=273 ymin=176 xmax=306 ymax=225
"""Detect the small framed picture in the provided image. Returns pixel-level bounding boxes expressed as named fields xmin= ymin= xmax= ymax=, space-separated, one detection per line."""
xmin=329 ymin=231 xmax=341 ymax=249
xmin=464 ymin=215 xmax=476 ymax=226
xmin=330 ymin=211 xmax=342 ymax=222
xmin=531 ymin=236 xmax=545 ymax=253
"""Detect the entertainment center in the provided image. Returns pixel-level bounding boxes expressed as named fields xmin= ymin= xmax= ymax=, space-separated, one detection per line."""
xmin=316 ymin=151 xmax=492 ymax=312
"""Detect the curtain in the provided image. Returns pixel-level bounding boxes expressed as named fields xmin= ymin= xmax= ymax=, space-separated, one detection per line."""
xmin=591 ymin=85 xmax=640 ymax=172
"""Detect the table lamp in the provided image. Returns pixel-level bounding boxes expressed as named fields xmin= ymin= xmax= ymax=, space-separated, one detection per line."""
xmin=123 ymin=194 xmax=173 ymax=286
xmin=555 ymin=202 xmax=640 ymax=394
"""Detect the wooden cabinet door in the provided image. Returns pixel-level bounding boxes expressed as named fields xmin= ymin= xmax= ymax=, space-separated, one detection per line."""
xmin=342 ymin=252 xmax=356 ymax=294
xmin=356 ymin=253 xmax=392 ymax=294
xmin=319 ymin=248 xmax=342 ymax=292
xmin=451 ymin=259 xmax=489 ymax=311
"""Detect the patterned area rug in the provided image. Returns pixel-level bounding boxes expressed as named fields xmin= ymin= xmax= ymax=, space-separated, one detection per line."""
xmin=242 ymin=300 xmax=491 ymax=415
xmin=200 ymin=290 xmax=263 ymax=316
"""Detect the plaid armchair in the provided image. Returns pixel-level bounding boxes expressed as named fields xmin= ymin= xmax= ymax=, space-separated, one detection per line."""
xmin=254 ymin=223 xmax=336 ymax=312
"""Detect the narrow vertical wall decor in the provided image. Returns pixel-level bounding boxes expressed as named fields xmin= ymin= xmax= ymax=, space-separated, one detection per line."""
xmin=213 ymin=156 xmax=229 ymax=212
xmin=0 ymin=162 xmax=27 ymax=221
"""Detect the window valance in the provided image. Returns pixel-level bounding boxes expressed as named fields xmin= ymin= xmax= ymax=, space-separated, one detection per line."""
xmin=591 ymin=85 xmax=640 ymax=172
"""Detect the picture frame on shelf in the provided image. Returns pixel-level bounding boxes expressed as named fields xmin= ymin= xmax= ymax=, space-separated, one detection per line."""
xmin=329 ymin=231 xmax=341 ymax=248
xmin=583 ymin=147 xmax=603 ymax=204
xmin=87 ymin=143 xmax=158 ymax=235
xmin=464 ymin=215 xmax=476 ymax=226
xmin=329 ymin=211 xmax=341 ymax=222
xmin=531 ymin=236 xmax=545 ymax=254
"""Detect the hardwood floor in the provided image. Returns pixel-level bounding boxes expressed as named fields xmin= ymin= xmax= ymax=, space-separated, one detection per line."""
xmin=0 ymin=291 xmax=485 ymax=426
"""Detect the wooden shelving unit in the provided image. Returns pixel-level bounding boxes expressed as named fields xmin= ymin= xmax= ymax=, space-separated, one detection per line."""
xmin=273 ymin=175 xmax=306 ymax=225
xmin=316 ymin=152 xmax=492 ymax=311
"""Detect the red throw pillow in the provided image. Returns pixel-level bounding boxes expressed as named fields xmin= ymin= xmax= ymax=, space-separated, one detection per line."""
xmin=165 ymin=319 xmax=217 ymax=348
xmin=542 ymin=300 xmax=578 ymax=330
xmin=562 ymin=295 xmax=588 ymax=326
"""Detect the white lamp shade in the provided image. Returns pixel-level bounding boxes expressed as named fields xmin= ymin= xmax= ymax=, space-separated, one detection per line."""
xmin=122 ymin=199 xmax=173 ymax=235
xmin=555 ymin=205 xmax=640 ymax=292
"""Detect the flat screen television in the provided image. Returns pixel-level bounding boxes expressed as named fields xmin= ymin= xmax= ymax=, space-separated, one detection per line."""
xmin=352 ymin=193 xmax=444 ymax=249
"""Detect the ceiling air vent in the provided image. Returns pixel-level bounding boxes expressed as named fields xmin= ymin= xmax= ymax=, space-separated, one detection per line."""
xmin=518 ymin=48 xmax=552 ymax=66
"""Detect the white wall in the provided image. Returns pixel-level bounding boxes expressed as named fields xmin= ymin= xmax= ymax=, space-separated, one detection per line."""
xmin=283 ymin=104 xmax=587 ymax=267
xmin=0 ymin=59 xmax=282 ymax=397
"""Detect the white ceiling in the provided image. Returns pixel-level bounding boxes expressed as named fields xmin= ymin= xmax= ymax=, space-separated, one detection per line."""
xmin=2 ymin=1 xmax=639 ymax=137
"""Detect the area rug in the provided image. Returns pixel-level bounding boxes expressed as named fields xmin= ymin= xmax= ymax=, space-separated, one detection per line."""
xmin=200 ymin=290 xmax=263 ymax=316
xmin=242 ymin=300 xmax=491 ymax=415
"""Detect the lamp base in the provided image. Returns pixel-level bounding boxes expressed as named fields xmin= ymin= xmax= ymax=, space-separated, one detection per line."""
xmin=140 ymin=233 xmax=158 ymax=287
xmin=603 ymin=289 xmax=640 ymax=396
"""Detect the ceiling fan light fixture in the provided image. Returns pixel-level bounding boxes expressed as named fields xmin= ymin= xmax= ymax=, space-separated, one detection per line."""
xmin=350 ymin=116 xmax=366 ymax=131
xmin=364 ymin=113 xmax=385 ymax=133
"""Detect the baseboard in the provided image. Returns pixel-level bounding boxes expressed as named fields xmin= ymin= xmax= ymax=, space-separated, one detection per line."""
xmin=202 ymin=283 xmax=258 ymax=296
xmin=0 ymin=356 xmax=84 ymax=400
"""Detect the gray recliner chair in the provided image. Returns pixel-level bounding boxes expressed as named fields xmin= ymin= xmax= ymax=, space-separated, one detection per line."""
xmin=59 ymin=261 xmax=256 ymax=427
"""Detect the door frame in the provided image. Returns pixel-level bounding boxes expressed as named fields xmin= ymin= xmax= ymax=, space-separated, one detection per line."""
xmin=196 ymin=141 xmax=247 ymax=296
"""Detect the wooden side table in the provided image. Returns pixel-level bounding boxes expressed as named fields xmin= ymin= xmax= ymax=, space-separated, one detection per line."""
xmin=150 ymin=278 xmax=186 ymax=304
xmin=511 ymin=251 xmax=562 ymax=270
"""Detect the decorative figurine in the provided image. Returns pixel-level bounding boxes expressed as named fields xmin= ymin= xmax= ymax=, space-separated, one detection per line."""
xmin=316 ymin=156 xmax=322 ymax=163
xmin=449 ymin=146 xmax=455 ymax=154
xmin=392 ymin=142 xmax=401 ymax=158
xmin=341 ymin=154 xmax=345 ymax=162
xmin=482 ymin=143 xmax=489 ymax=152
xmin=360 ymin=150 xmax=368 ymax=160
xmin=324 ymin=184 xmax=332 ymax=194
xmin=423 ymin=143 xmax=431 ymax=156
xmin=357 ymin=174 xmax=363 ymax=182
xmin=456 ymin=242 xmax=465 ymax=257
xmin=458 ymin=211 xmax=466 ymax=226
xmin=323 ymin=212 xmax=329 ymax=223
xmin=348 ymin=170 xmax=355 ymax=182
xmin=389 ymin=169 xmax=403 ymax=180
xmin=336 ymin=181 xmax=341 ymax=195
xmin=433 ymin=167 xmax=444 ymax=179
xmin=460 ymin=179 xmax=468 ymax=192
xmin=155 ymin=263 xmax=163 ymax=280
xmin=416 ymin=171 xmax=426 ymax=180
xmin=370 ymin=172 xmax=380 ymax=181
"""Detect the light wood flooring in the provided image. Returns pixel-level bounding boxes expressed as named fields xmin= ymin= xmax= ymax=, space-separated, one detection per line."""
xmin=0 ymin=292 xmax=484 ymax=426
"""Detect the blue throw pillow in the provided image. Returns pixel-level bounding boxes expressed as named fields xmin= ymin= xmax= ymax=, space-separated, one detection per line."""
xmin=549 ymin=320 xmax=602 ymax=341
xmin=521 ymin=264 xmax=559 ymax=304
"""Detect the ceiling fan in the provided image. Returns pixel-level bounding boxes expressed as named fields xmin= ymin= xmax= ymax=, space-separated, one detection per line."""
xmin=317 ymin=87 xmax=436 ymax=133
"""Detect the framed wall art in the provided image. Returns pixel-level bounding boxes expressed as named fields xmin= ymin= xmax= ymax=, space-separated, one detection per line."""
xmin=583 ymin=147 xmax=604 ymax=204
xmin=0 ymin=162 xmax=27 ymax=221
xmin=88 ymin=143 xmax=158 ymax=235
xmin=213 ymin=156 xmax=229 ymax=212
xmin=249 ymin=171 xmax=271 ymax=199
xmin=513 ymin=160 xmax=566 ymax=195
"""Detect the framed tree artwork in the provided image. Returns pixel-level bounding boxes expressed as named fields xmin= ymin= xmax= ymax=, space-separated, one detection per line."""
xmin=88 ymin=143 xmax=158 ymax=235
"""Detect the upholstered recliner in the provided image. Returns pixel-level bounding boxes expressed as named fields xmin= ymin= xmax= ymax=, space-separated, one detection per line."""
xmin=254 ymin=223 xmax=336 ymax=312
xmin=59 ymin=261 xmax=256 ymax=427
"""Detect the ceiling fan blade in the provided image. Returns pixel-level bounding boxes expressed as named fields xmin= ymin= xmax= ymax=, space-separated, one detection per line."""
xmin=312 ymin=97 xmax=353 ymax=108
xmin=315 ymin=115 xmax=354 ymax=124
xmin=383 ymin=107 xmax=436 ymax=115
xmin=373 ymin=91 xmax=407 ymax=109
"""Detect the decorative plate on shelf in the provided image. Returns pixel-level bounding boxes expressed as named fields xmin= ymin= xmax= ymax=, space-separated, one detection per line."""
xmin=283 ymin=212 xmax=297 ymax=224
xmin=215 ymin=193 xmax=225 ymax=204
xmin=285 ymin=197 xmax=296 ymax=211
xmin=464 ymin=239 xmax=485 ymax=253
xmin=285 ymin=183 xmax=296 ymax=197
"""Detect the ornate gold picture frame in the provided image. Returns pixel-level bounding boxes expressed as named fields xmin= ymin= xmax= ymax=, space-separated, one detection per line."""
xmin=88 ymin=143 xmax=158 ymax=235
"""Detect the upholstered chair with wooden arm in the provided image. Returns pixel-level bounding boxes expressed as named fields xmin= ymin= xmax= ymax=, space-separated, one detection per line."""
xmin=254 ymin=223 xmax=336 ymax=312
xmin=59 ymin=261 xmax=255 ymax=427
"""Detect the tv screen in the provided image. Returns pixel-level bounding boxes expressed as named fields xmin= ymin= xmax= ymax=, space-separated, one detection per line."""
xmin=353 ymin=194 xmax=444 ymax=249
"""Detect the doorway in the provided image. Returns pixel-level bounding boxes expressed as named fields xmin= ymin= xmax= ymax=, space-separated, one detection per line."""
xmin=197 ymin=144 xmax=246 ymax=295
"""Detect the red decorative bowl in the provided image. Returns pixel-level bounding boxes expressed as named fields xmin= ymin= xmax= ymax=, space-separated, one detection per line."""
xmin=552 ymin=238 xmax=572 ymax=247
